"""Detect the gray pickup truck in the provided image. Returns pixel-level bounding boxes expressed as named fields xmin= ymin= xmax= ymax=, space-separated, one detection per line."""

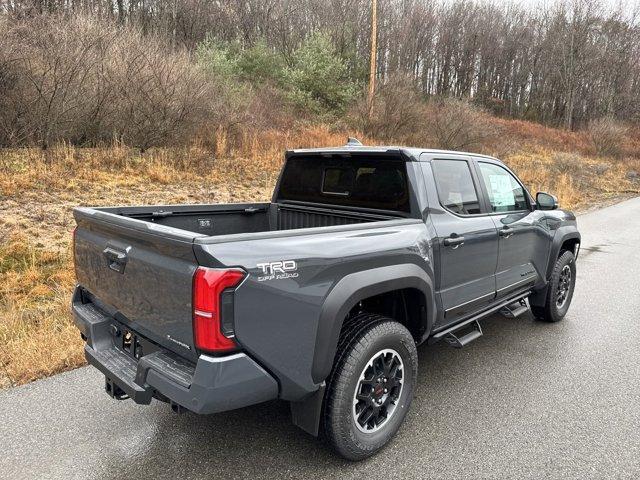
xmin=72 ymin=139 xmax=580 ymax=459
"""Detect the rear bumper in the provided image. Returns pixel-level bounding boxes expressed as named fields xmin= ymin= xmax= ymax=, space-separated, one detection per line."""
xmin=73 ymin=288 xmax=279 ymax=414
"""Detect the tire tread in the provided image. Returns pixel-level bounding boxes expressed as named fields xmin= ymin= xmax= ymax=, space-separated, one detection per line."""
xmin=322 ymin=313 xmax=417 ymax=460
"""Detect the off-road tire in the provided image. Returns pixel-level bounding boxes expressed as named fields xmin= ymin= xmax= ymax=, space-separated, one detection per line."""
xmin=531 ymin=250 xmax=576 ymax=322
xmin=323 ymin=313 xmax=418 ymax=460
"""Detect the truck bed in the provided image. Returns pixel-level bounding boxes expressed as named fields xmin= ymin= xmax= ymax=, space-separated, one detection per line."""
xmin=72 ymin=200 xmax=411 ymax=361
xmin=95 ymin=201 xmax=400 ymax=237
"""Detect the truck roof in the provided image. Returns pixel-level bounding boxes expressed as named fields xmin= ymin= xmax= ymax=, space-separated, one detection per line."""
xmin=287 ymin=142 xmax=499 ymax=162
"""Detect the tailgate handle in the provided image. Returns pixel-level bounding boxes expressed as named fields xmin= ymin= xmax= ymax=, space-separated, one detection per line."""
xmin=103 ymin=247 xmax=129 ymax=274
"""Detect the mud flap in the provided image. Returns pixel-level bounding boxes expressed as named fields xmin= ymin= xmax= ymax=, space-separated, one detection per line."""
xmin=528 ymin=284 xmax=549 ymax=308
xmin=290 ymin=383 xmax=326 ymax=437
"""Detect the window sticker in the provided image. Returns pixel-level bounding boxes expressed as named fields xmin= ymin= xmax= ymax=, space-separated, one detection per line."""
xmin=447 ymin=191 xmax=463 ymax=206
xmin=488 ymin=174 xmax=515 ymax=207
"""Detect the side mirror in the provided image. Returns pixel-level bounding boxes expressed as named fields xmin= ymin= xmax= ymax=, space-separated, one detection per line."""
xmin=536 ymin=192 xmax=558 ymax=210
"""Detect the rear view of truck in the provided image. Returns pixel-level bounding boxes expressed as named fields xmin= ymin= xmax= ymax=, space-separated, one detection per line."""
xmin=72 ymin=208 xmax=280 ymax=413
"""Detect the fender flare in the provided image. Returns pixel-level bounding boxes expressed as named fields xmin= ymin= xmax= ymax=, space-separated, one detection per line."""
xmin=311 ymin=263 xmax=435 ymax=384
xmin=531 ymin=228 xmax=580 ymax=309
xmin=545 ymin=228 xmax=581 ymax=279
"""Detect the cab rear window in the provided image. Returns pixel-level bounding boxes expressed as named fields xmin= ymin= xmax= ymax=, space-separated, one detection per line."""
xmin=277 ymin=156 xmax=410 ymax=212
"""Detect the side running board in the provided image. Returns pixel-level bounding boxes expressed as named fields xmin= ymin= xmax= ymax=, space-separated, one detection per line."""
xmin=430 ymin=290 xmax=531 ymax=347
xmin=500 ymin=299 xmax=529 ymax=318
xmin=444 ymin=320 xmax=483 ymax=348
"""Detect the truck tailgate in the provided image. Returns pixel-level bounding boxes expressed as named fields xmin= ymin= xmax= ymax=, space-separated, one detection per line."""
xmin=73 ymin=207 xmax=202 ymax=359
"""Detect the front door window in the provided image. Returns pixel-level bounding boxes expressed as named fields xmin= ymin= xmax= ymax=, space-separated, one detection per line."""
xmin=478 ymin=163 xmax=528 ymax=213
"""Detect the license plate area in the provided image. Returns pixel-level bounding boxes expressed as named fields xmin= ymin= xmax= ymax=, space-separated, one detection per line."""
xmin=113 ymin=324 xmax=161 ymax=360
xmin=121 ymin=329 xmax=141 ymax=359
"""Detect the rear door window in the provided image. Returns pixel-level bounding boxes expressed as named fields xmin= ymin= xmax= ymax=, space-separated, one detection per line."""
xmin=431 ymin=159 xmax=482 ymax=215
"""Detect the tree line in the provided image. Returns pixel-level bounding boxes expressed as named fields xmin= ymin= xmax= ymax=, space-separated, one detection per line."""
xmin=1 ymin=0 xmax=639 ymax=136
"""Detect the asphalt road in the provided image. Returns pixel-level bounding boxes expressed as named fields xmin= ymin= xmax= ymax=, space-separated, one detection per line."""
xmin=2 ymin=198 xmax=640 ymax=480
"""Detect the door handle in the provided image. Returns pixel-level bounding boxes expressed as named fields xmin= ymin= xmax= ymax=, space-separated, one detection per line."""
xmin=499 ymin=227 xmax=515 ymax=238
xmin=444 ymin=235 xmax=465 ymax=248
xmin=103 ymin=246 xmax=128 ymax=274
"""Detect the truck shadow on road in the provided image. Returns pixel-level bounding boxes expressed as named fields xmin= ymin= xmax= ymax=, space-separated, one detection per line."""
xmin=97 ymin=312 xmax=569 ymax=479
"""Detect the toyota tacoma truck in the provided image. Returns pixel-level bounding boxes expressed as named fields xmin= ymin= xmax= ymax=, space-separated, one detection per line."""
xmin=72 ymin=139 xmax=580 ymax=460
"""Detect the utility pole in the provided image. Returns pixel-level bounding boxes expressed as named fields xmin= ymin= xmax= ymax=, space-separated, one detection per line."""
xmin=367 ymin=0 xmax=378 ymax=119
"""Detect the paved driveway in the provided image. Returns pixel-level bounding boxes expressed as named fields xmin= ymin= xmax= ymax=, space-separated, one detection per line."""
xmin=1 ymin=198 xmax=639 ymax=479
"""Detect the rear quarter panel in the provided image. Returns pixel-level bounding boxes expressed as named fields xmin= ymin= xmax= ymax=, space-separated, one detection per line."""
xmin=193 ymin=220 xmax=433 ymax=400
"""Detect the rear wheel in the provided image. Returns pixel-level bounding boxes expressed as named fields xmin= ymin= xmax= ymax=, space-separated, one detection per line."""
xmin=531 ymin=250 xmax=576 ymax=322
xmin=323 ymin=314 xmax=417 ymax=460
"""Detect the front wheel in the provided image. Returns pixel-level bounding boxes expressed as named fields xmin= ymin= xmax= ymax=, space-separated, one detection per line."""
xmin=531 ymin=250 xmax=576 ymax=322
xmin=323 ymin=315 xmax=418 ymax=460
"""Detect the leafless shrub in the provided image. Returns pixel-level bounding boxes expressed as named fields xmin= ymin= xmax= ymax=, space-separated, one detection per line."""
xmin=0 ymin=60 xmax=26 ymax=146
xmin=552 ymin=152 xmax=583 ymax=174
xmin=426 ymin=98 xmax=499 ymax=151
xmin=0 ymin=16 xmax=118 ymax=148
xmin=0 ymin=15 xmax=239 ymax=150
xmin=0 ymin=21 xmax=34 ymax=146
xmin=349 ymin=74 xmax=424 ymax=142
xmin=107 ymin=31 xmax=214 ymax=150
xmin=593 ymin=163 xmax=610 ymax=175
xmin=587 ymin=117 xmax=628 ymax=158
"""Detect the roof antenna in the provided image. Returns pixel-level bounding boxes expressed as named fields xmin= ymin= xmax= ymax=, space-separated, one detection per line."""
xmin=345 ymin=137 xmax=363 ymax=147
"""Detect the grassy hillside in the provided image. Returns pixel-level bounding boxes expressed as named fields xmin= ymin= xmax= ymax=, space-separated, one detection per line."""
xmin=1 ymin=122 xmax=639 ymax=388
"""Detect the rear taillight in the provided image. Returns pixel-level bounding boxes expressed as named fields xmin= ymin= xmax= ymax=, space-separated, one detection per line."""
xmin=192 ymin=267 xmax=245 ymax=353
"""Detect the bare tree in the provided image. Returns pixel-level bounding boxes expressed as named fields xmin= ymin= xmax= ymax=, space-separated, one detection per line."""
xmin=1 ymin=0 xmax=640 ymax=137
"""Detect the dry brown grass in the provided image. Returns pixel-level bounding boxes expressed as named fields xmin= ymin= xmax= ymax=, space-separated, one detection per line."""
xmin=504 ymin=148 xmax=640 ymax=208
xmin=492 ymin=117 xmax=591 ymax=153
xmin=1 ymin=123 xmax=639 ymax=388
xmin=0 ymin=234 xmax=80 ymax=387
